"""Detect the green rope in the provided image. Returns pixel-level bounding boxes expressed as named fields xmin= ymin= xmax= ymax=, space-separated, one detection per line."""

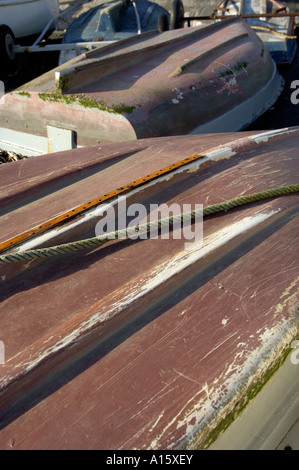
xmin=1 ymin=184 xmax=298 ymax=264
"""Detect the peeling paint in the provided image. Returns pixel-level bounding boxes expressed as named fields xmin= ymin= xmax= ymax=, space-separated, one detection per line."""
xmin=16 ymin=209 xmax=281 ymax=378
xmin=250 ymin=127 xmax=298 ymax=144
xmin=153 ymin=321 xmax=298 ymax=451
xmin=217 ymin=77 xmax=239 ymax=96
xmin=171 ymin=88 xmax=184 ymax=105
xmin=279 ymin=276 xmax=299 ymax=301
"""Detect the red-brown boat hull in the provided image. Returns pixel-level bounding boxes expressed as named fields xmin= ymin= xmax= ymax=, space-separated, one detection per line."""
xmin=0 ymin=128 xmax=298 ymax=449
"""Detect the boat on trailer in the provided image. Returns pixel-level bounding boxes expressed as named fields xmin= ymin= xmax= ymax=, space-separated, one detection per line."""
xmin=185 ymin=0 xmax=298 ymax=64
xmin=0 ymin=17 xmax=283 ymax=156
xmin=0 ymin=127 xmax=298 ymax=449
xmin=58 ymin=0 xmax=172 ymax=64
xmin=217 ymin=0 xmax=297 ymax=64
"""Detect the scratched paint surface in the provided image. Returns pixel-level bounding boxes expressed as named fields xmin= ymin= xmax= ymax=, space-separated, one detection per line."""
xmin=0 ymin=132 xmax=251 ymax=245
xmin=0 ymin=128 xmax=298 ymax=449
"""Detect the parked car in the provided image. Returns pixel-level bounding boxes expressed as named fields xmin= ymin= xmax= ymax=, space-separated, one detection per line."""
xmin=0 ymin=0 xmax=59 ymax=66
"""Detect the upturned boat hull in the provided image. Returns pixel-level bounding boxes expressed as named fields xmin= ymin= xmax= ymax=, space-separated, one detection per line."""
xmin=0 ymin=127 xmax=298 ymax=449
xmin=0 ymin=17 xmax=283 ymax=156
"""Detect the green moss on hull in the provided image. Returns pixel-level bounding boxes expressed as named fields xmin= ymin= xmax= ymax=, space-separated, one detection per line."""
xmin=55 ymin=76 xmax=69 ymax=95
xmin=218 ymin=61 xmax=249 ymax=78
xmin=201 ymin=343 xmax=297 ymax=450
xmin=17 ymin=92 xmax=31 ymax=98
xmin=38 ymin=92 xmax=135 ymax=115
xmin=234 ymin=61 xmax=248 ymax=71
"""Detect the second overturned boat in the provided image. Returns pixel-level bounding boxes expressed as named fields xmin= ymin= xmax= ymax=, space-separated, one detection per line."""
xmin=0 ymin=126 xmax=298 ymax=449
xmin=212 ymin=0 xmax=298 ymax=65
xmin=0 ymin=17 xmax=283 ymax=156
xmin=59 ymin=0 xmax=172 ymax=64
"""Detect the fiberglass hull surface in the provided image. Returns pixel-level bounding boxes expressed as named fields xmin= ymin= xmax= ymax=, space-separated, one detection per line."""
xmin=0 ymin=127 xmax=298 ymax=449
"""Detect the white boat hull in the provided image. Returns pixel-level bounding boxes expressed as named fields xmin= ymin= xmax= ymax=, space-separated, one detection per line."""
xmin=0 ymin=0 xmax=59 ymax=39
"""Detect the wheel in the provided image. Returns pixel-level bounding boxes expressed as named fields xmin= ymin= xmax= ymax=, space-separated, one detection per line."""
xmin=0 ymin=25 xmax=16 ymax=69
xmin=158 ymin=13 xmax=169 ymax=32
xmin=170 ymin=0 xmax=184 ymax=30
